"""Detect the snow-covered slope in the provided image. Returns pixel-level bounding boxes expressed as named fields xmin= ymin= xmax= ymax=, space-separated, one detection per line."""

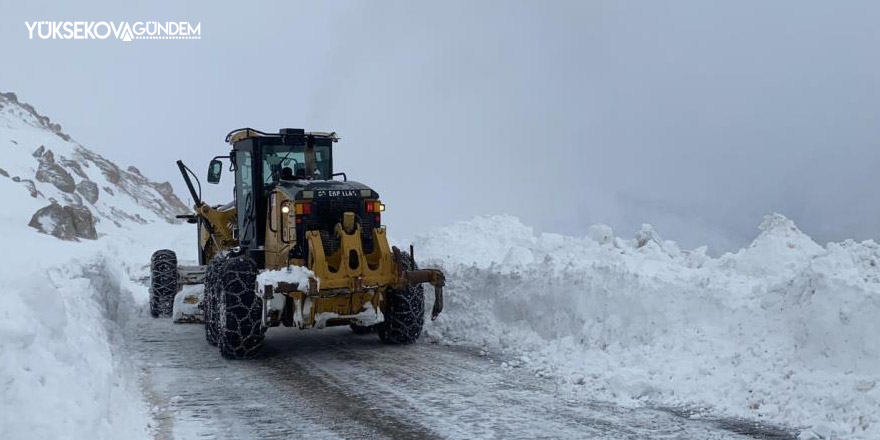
xmin=0 ymin=91 xmax=188 ymax=239
xmin=0 ymin=92 xmax=194 ymax=440
xmin=418 ymin=214 xmax=880 ymax=439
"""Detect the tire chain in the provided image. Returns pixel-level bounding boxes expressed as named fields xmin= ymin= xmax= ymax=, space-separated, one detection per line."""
xmin=378 ymin=252 xmax=425 ymax=344
xmin=218 ymin=256 xmax=266 ymax=359
xmin=149 ymin=249 xmax=178 ymax=318
xmin=203 ymin=257 xmax=222 ymax=346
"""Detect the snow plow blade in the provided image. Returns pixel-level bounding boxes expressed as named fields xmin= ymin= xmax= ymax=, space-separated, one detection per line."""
xmin=261 ymin=265 xmax=444 ymax=328
xmin=172 ymin=288 xmax=203 ymax=323
xmin=256 ymin=226 xmax=445 ymax=330
xmin=171 ymin=265 xmax=206 ymax=323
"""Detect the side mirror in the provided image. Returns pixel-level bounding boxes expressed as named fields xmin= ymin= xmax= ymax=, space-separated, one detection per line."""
xmin=207 ymin=159 xmax=223 ymax=184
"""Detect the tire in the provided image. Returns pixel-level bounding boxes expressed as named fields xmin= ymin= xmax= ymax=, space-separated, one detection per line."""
xmin=378 ymin=252 xmax=425 ymax=344
xmin=218 ymin=256 xmax=265 ymax=359
xmin=149 ymin=249 xmax=178 ymax=318
xmin=203 ymin=257 xmax=222 ymax=346
xmin=350 ymin=323 xmax=375 ymax=335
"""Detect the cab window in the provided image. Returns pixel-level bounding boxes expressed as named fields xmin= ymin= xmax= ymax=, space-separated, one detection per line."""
xmin=234 ymin=151 xmax=255 ymax=244
xmin=262 ymin=144 xmax=332 ymax=185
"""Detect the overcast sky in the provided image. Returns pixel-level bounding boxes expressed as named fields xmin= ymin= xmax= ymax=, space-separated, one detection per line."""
xmin=2 ymin=0 xmax=879 ymax=252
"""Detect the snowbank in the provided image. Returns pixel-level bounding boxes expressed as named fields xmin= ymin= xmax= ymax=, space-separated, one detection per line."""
xmin=0 ymin=221 xmax=193 ymax=440
xmin=0 ymin=241 xmax=148 ymax=439
xmin=0 ymin=93 xmax=190 ymax=439
xmin=419 ymin=214 xmax=880 ymax=439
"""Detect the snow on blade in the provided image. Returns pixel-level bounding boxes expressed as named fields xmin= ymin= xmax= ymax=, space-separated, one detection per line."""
xmin=257 ymin=266 xmax=317 ymax=290
xmin=172 ymin=284 xmax=204 ymax=323
xmin=418 ymin=214 xmax=880 ymax=440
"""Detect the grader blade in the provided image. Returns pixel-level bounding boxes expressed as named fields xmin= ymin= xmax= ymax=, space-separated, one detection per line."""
xmin=172 ymin=265 xmax=206 ymax=323
xmin=172 ymin=287 xmax=204 ymax=323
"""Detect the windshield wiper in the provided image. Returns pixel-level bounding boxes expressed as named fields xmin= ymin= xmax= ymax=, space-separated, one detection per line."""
xmin=241 ymin=192 xmax=254 ymax=244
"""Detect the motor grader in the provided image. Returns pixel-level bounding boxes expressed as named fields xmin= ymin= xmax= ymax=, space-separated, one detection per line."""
xmin=149 ymin=128 xmax=445 ymax=359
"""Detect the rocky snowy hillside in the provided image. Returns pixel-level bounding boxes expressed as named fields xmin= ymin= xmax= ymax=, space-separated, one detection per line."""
xmin=0 ymin=92 xmax=189 ymax=240
xmin=0 ymin=92 xmax=193 ymax=440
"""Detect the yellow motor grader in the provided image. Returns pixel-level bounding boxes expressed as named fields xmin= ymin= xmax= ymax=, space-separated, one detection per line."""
xmin=149 ymin=128 xmax=444 ymax=359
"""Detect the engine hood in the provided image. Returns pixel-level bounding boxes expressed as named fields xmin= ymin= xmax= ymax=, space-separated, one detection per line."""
xmin=275 ymin=179 xmax=378 ymax=200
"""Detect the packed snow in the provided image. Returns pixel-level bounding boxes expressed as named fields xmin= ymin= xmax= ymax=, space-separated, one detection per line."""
xmin=418 ymin=214 xmax=880 ymax=439
xmin=171 ymin=284 xmax=204 ymax=323
xmin=256 ymin=266 xmax=317 ymax=290
xmin=0 ymin=221 xmax=188 ymax=440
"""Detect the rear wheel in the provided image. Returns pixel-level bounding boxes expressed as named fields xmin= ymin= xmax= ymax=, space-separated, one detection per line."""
xmin=149 ymin=250 xmax=178 ymax=318
xmin=378 ymin=252 xmax=425 ymax=344
xmin=203 ymin=257 xmax=222 ymax=346
xmin=218 ymin=256 xmax=265 ymax=359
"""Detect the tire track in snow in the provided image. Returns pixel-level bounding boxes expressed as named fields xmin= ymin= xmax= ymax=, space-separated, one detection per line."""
xmin=133 ymin=310 xmax=796 ymax=439
xmin=263 ymin=330 xmax=796 ymax=439
xmin=134 ymin=316 xmax=434 ymax=439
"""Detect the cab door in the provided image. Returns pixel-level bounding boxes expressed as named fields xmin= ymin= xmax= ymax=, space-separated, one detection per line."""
xmin=234 ymin=149 xmax=256 ymax=247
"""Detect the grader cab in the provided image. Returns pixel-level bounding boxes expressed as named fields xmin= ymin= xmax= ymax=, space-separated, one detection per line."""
xmin=149 ymin=128 xmax=444 ymax=359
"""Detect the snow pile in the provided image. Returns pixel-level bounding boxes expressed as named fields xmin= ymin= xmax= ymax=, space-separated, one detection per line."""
xmin=0 ymin=219 xmax=196 ymax=439
xmin=0 ymin=233 xmax=154 ymax=440
xmin=257 ymin=266 xmax=317 ymax=290
xmin=419 ymin=214 xmax=880 ymax=439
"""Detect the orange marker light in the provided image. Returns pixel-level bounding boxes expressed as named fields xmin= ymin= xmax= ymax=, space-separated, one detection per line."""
xmin=366 ymin=201 xmax=385 ymax=213
xmin=295 ymin=202 xmax=312 ymax=215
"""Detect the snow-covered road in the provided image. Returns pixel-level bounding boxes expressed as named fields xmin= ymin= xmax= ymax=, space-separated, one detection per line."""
xmin=3 ymin=92 xmax=873 ymax=440
xmin=135 ymin=317 xmax=794 ymax=440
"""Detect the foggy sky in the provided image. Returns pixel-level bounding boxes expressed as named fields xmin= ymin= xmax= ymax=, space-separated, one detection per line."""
xmin=2 ymin=0 xmax=879 ymax=252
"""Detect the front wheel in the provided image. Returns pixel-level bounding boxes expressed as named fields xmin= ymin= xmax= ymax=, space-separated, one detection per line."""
xmin=218 ymin=256 xmax=265 ymax=359
xmin=149 ymin=249 xmax=178 ymax=318
xmin=378 ymin=252 xmax=425 ymax=344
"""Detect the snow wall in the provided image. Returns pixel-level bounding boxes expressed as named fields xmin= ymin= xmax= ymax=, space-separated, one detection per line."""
xmin=418 ymin=214 xmax=880 ymax=439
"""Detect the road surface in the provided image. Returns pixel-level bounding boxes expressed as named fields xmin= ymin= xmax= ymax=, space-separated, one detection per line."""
xmin=132 ymin=315 xmax=796 ymax=440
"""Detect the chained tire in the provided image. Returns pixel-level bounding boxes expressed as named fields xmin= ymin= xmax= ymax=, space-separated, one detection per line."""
xmin=203 ymin=257 xmax=222 ymax=346
xmin=149 ymin=249 xmax=178 ymax=318
xmin=378 ymin=252 xmax=425 ymax=344
xmin=218 ymin=256 xmax=265 ymax=359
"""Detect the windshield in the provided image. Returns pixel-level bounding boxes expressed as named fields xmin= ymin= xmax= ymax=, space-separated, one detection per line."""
xmin=262 ymin=144 xmax=332 ymax=185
